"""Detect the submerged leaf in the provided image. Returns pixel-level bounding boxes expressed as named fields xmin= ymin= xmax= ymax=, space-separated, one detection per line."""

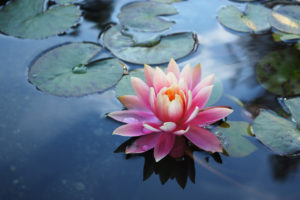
xmin=0 ymin=0 xmax=81 ymax=39
xmin=103 ymin=25 xmax=197 ymax=65
xmin=270 ymin=5 xmax=300 ymax=35
xmin=217 ymin=4 xmax=271 ymax=33
xmin=213 ymin=121 xmax=257 ymax=157
xmin=28 ymin=42 xmax=124 ymax=97
xmin=256 ymin=48 xmax=300 ymax=96
xmin=272 ymin=31 xmax=300 ymax=42
xmin=118 ymin=1 xmax=178 ymax=32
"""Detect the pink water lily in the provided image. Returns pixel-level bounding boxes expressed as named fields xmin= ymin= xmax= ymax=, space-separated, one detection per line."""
xmin=109 ymin=59 xmax=233 ymax=162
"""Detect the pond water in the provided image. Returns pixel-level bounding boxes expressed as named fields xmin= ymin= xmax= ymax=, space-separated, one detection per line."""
xmin=0 ymin=0 xmax=300 ymax=200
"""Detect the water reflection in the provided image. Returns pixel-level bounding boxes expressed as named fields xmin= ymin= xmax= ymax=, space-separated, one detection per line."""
xmin=269 ymin=155 xmax=300 ymax=182
xmin=115 ymin=138 xmax=222 ymax=189
xmin=79 ymin=0 xmax=115 ymax=28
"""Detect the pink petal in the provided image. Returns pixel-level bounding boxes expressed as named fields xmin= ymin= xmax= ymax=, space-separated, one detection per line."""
xmin=192 ymin=74 xmax=215 ymax=97
xmin=144 ymin=64 xmax=155 ymax=87
xmin=126 ymin=133 xmax=161 ymax=154
xmin=191 ymin=63 xmax=201 ymax=89
xmin=149 ymin=87 xmax=156 ymax=111
xmin=192 ymin=85 xmax=213 ymax=110
xmin=153 ymin=67 xmax=166 ymax=93
xmin=118 ymin=95 xmax=145 ymax=110
xmin=173 ymin=126 xmax=190 ymax=135
xmin=160 ymin=122 xmax=176 ymax=132
xmin=185 ymin=106 xmax=200 ymax=124
xmin=156 ymin=93 xmax=170 ymax=121
xmin=154 ymin=133 xmax=175 ymax=162
xmin=131 ymin=77 xmax=150 ymax=108
xmin=189 ymin=106 xmax=233 ymax=126
xmin=108 ymin=110 xmax=157 ymax=124
xmin=143 ymin=122 xmax=161 ymax=132
xmin=168 ymin=97 xmax=184 ymax=122
xmin=166 ymin=58 xmax=180 ymax=79
xmin=113 ymin=123 xmax=150 ymax=136
xmin=185 ymin=126 xmax=222 ymax=152
xmin=180 ymin=64 xmax=192 ymax=89
xmin=169 ymin=136 xmax=186 ymax=158
xmin=166 ymin=72 xmax=178 ymax=86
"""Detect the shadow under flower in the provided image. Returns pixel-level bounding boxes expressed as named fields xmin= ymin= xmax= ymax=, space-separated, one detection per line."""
xmin=114 ymin=138 xmax=222 ymax=189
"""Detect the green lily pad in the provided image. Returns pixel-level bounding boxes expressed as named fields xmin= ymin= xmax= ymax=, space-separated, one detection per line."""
xmin=56 ymin=0 xmax=76 ymax=3
xmin=285 ymin=97 xmax=300 ymax=125
xmin=115 ymin=69 xmax=223 ymax=107
xmin=213 ymin=121 xmax=257 ymax=157
xmin=270 ymin=5 xmax=300 ymax=35
xmin=217 ymin=4 xmax=271 ymax=33
xmin=252 ymin=107 xmax=300 ymax=155
xmin=103 ymin=25 xmax=197 ymax=65
xmin=28 ymin=42 xmax=124 ymax=97
xmin=297 ymin=41 xmax=300 ymax=50
xmin=0 ymin=0 xmax=80 ymax=39
xmin=118 ymin=1 xmax=178 ymax=32
xmin=273 ymin=31 xmax=300 ymax=42
xmin=256 ymin=48 xmax=300 ymax=96
xmin=121 ymin=28 xmax=162 ymax=47
xmin=150 ymin=0 xmax=182 ymax=3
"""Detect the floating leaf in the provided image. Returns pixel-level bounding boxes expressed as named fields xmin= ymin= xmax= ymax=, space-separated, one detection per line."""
xmin=0 ymin=0 xmax=80 ymax=39
xmin=213 ymin=121 xmax=257 ymax=157
xmin=115 ymin=69 xmax=223 ymax=107
xmin=217 ymin=4 xmax=271 ymax=33
xmin=28 ymin=43 xmax=124 ymax=97
xmin=256 ymin=48 xmax=300 ymax=96
xmin=121 ymin=28 xmax=161 ymax=46
xmin=285 ymin=97 xmax=300 ymax=125
xmin=150 ymin=0 xmax=182 ymax=3
xmin=118 ymin=1 xmax=178 ymax=32
xmin=56 ymin=0 xmax=76 ymax=3
xmin=273 ymin=31 xmax=300 ymax=42
xmin=252 ymin=107 xmax=300 ymax=155
xmin=270 ymin=5 xmax=300 ymax=35
xmin=103 ymin=25 xmax=197 ymax=65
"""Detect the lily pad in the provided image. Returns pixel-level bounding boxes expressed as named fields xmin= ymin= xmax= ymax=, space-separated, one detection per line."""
xmin=252 ymin=108 xmax=300 ymax=155
xmin=270 ymin=5 xmax=300 ymax=35
xmin=115 ymin=69 xmax=223 ymax=107
xmin=150 ymin=0 xmax=183 ymax=3
xmin=103 ymin=25 xmax=197 ymax=65
xmin=273 ymin=31 xmax=300 ymax=42
xmin=285 ymin=97 xmax=300 ymax=125
xmin=121 ymin=28 xmax=162 ymax=47
xmin=0 ymin=0 xmax=80 ymax=39
xmin=28 ymin=42 xmax=124 ymax=97
xmin=213 ymin=121 xmax=257 ymax=157
xmin=118 ymin=1 xmax=178 ymax=32
xmin=256 ymin=48 xmax=300 ymax=96
xmin=217 ymin=4 xmax=271 ymax=33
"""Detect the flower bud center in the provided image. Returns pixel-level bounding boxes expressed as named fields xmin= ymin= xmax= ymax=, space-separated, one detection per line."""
xmin=164 ymin=86 xmax=180 ymax=101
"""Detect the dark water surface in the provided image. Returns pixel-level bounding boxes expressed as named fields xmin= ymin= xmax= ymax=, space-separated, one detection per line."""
xmin=0 ymin=0 xmax=299 ymax=199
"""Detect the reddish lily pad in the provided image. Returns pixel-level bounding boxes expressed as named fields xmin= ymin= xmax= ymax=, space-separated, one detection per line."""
xmin=29 ymin=42 xmax=124 ymax=97
xmin=118 ymin=1 xmax=178 ymax=32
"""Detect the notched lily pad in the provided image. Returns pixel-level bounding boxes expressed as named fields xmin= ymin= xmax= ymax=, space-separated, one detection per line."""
xmin=256 ymin=48 xmax=300 ymax=96
xmin=115 ymin=69 xmax=223 ymax=107
xmin=252 ymin=103 xmax=300 ymax=156
xmin=118 ymin=1 xmax=178 ymax=32
xmin=0 ymin=0 xmax=81 ymax=39
xmin=285 ymin=97 xmax=300 ymax=125
xmin=29 ymin=42 xmax=124 ymax=97
xmin=213 ymin=121 xmax=257 ymax=157
xmin=217 ymin=4 xmax=271 ymax=33
xmin=270 ymin=5 xmax=300 ymax=35
xmin=103 ymin=25 xmax=197 ymax=65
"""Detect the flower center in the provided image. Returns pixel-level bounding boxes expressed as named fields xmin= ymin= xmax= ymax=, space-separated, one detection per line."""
xmin=164 ymin=86 xmax=180 ymax=101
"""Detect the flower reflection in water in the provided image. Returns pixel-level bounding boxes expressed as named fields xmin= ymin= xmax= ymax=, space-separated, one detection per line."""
xmin=115 ymin=138 xmax=222 ymax=189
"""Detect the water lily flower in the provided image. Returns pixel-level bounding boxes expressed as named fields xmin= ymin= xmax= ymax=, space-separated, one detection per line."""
xmin=109 ymin=59 xmax=233 ymax=162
